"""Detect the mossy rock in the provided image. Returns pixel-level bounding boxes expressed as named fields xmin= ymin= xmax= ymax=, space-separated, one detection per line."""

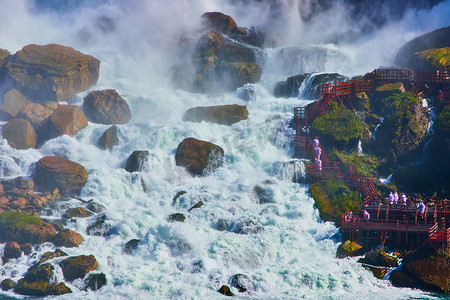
xmin=336 ymin=240 xmax=364 ymax=258
xmin=24 ymin=263 xmax=54 ymax=282
xmin=14 ymin=279 xmax=71 ymax=296
xmin=370 ymin=82 xmax=405 ymax=115
xmin=175 ymin=138 xmax=224 ymax=176
xmin=39 ymin=249 xmax=68 ymax=263
xmin=351 ymin=92 xmax=370 ymax=112
xmin=201 ymin=12 xmax=238 ymax=35
xmin=358 ymin=250 xmax=398 ymax=267
xmin=183 ymin=104 xmax=248 ymax=125
xmin=0 ymin=278 xmax=15 ymax=291
xmin=407 ymin=47 xmax=450 ymax=71
xmin=0 ymin=48 xmax=9 ymax=68
xmin=63 ymin=207 xmax=93 ymax=218
xmin=218 ymin=284 xmax=234 ymax=296
xmin=0 ymin=211 xmax=56 ymax=244
xmin=59 ymin=255 xmax=98 ymax=281
xmin=51 ymin=229 xmax=83 ymax=248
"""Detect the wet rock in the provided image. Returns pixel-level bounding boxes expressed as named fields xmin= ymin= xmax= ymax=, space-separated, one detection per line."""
xmin=352 ymin=92 xmax=370 ymax=112
xmin=236 ymin=84 xmax=257 ymax=102
xmin=168 ymin=213 xmax=185 ymax=222
xmin=273 ymin=74 xmax=309 ymax=98
xmin=230 ymin=218 xmax=263 ymax=234
xmin=84 ymin=273 xmax=106 ymax=291
xmin=188 ymin=201 xmax=204 ymax=212
xmin=3 ymin=118 xmax=37 ymax=149
xmin=6 ymin=44 xmax=99 ymax=102
xmin=21 ymin=243 xmax=33 ymax=255
xmin=218 ymin=284 xmax=234 ymax=296
xmin=253 ymin=185 xmax=275 ymax=204
xmin=172 ymin=191 xmax=187 ymax=205
xmin=86 ymin=213 xmax=110 ymax=236
xmin=0 ymin=279 xmax=15 ymax=291
xmin=358 ymin=250 xmax=398 ymax=267
xmin=39 ymin=249 xmax=68 ymax=263
xmin=24 ymin=263 xmax=54 ymax=282
xmin=124 ymin=239 xmax=140 ymax=254
xmin=14 ymin=279 xmax=71 ymax=296
xmin=0 ymin=89 xmax=31 ymax=120
xmin=175 ymin=138 xmax=224 ymax=176
xmin=406 ymin=47 xmax=450 ymax=71
xmin=50 ymin=220 xmax=65 ymax=232
xmin=63 ymin=207 xmax=93 ymax=218
xmin=0 ymin=211 xmax=56 ymax=244
xmin=41 ymin=105 xmax=88 ymax=142
xmin=97 ymin=125 xmax=120 ymax=149
xmin=336 ymin=240 xmax=364 ymax=258
xmin=0 ymin=48 xmax=9 ymax=69
xmin=389 ymin=269 xmax=422 ymax=288
xmin=34 ymin=156 xmax=88 ymax=196
xmin=229 ymin=274 xmax=254 ymax=292
xmin=125 ymin=150 xmax=149 ymax=172
xmin=1 ymin=176 xmax=34 ymax=191
xmin=183 ymin=104 xmax=248 ymax=125
xmin=51 ymin=229 xmax=83 ymax=248
xmin=215 ymin=62 xmax=262 ymax=91
xmin=216 ymin=219 xmax=229 ymax=231
xmin=59 ymin=254 xmax=98 ymax=281
xmin=86 ymin=201 xmax=106 ymax=213
xmin=17 ymin=103 xmax=52 ymax=130
xmin=83 ymin=89 xmax=131 ymax=124
xmin=2 ymin=241 xmax=22 ymax=262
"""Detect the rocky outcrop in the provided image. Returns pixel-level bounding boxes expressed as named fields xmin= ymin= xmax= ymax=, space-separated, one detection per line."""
xmin=0 ymin=211 xmax=56 ymax=244
xmin=370 ymin=83 xmax=405 ymax=115
xmin=358 ymin=250 xmax=398 ymax=267
xmin=2 ymin=241 xmax=22 ymax=262
xmin=34 ymin=156 xmax=88 ymax=196
xmin=17 ymin=103 xmax=52 ymax=130
xmin=6 ymin=44 xmax=100 ymax=102
xmin=0 ymin=89 xmax=31 ymax=120
xmin=51 ymin=229 xmax=83 ymax=248
xmin=336 ymin=240 xmax=364 ymax=258
xmin=183 ymin=104 xmax=248 ymax=125
xmin=97 ymin=125 xmax=119 ymax=149
xmin=125 ymin=150 xmax=149 ymax=172
xmin=395 ymin=26 xmax=450 ymax=69
xmin=59 ymin=255 xmax=98 ymax=281
xmin=83 ymin=89 xmax=131 ymax=124
xmin=405 ymin=47 xmax=450 ymax=71
xmin=175 ymin=138 xmax=224 ymax=176
xmin=3 ymin=118 xmax=37 ymax=149
xmin=274 ymin=74 xmax=309 ymax=98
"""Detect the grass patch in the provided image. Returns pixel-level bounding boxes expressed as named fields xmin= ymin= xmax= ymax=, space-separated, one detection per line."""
xmin=332 ymin=150 xmax=380 ymax=177
xmin=0 ymin=211 xmax=42 ymax=228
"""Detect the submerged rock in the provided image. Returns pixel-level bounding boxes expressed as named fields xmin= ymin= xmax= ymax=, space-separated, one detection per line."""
xmin=86 ymin=213 xmax=110 ymax=236
xmin=3 ymin=118 xmax=37 ymax=149
xmin=229 ymin=274 xmax=254 ymax=292
xmin=59 ymin=255 xmax=98 ymax=281
xmin=83 ymin=273 xmax=106 ymax=291
xmin=168 ymin=213 xmax=185 ymax=222
xmin=34 ymin=156 xmax=88 ymax=196
xmin=6 ymin=44 xmax=99 ymax=102
xmin=83 ymin=89 xmax=131 ymax=124
xmin=97 ymin=125 xmax=120 ymax=149
xmin=123 ymin=239 xmax=140 ymax=254
xmin=125 ymin=150 xmax=149 ymax=172
xmin=253 ymin=185 xmax=275 ymax=204
xmin=63 ymin=207 xmax=93 ymax=218
xmin=218 ymin=284 xmax=234 ymax=296
xmin=183 ymin=104 xmax=248 ymax=125
xmin=175 ymin=138 xmax=224 ymax=176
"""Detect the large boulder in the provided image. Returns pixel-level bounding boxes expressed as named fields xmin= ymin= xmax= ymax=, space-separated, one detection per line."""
xmin=83 ymin=89 xmax=131 ymax=124
xmin=63 ymin=207 xmax=93 ymax=218
xmin=0 ymin=89 xmax=31 ymax=120
xmin=336 ymin=240 xmax=364 ymax=258
xmin=15 ymin=264 xmax=71 ymax=296
xmin=59 ymin=255 xmax=98 ymax=281
xmin=6 ymin=44 xmax=100 ymax=102
xmin=51 ymin=229 xmax=83 ymax=248
xmin=395 ymin=26 xmax=450 ymax=69
xmin=2 ymin=241 xmax=22 ymax=261
xmin=3 ymin=118 xmax=37 ymax=149
xmin=34 ymin=156 xmax=88 ymax=196
xmin=0 ymin=211 xmax=56 ymax=244
xmin=17 ymin=103 xmax=52 ymax=130
xmin=43 ymin=105 xmax=88 ymax=142
xmin=125 ymin=150 xmax=149 ymax=172
xmin=183 ymin=104 xmax=248 ymax=125
xmin=175 ymin=138 xmax=224 ymax=176
xmin=358 ymin=250 xmax=398 ymax=267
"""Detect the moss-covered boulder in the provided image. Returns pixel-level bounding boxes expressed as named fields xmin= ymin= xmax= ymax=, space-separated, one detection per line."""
xmin=125 ymin=150 xmax=149 ymax=172
xmin=395 ymin=26 xmax=450 ymax=69
xmin=183 ymin=104 xmax=248 ymax=125
xmin=17 ymin=103 xmax=52 ymax=130
xmin=51 ymin=229 xmax=83 ymax=248
xmin=336 ymin=240 xmax=364 ymax=258
xmin=406 ymin=47 xmax=450 ymax=71
xmin=175 ymin=138 xmax=224 ymax=176
xmin=83 ymin=89 xmax=131 ymax=124
xmin=218 ymin=285 xmax=234 ymax=296
xmin=14 ymin=279 xmax=71 ymax=296
xmin=0 ymin=278 xmax=15 ymax=291
xmin=59 ymin=255 xmax=98 ymax=281
xmin=97 ymin=125 xmax=119 ymax=150
xmin=358 ymin=250 xmax=398 ymax=267
xmin=6 ymin=44 xmax=100 ymax=102
xmin=0 ymin=211 xmax=56 ymax=244
xmin=3 ymin=118 xmax=37 ymax=149
xmin=352 ymin=92 xmax=370 ymax=112
xmin=39 ymin=249 xmax=68 ymax=263
xmin=34 ymin=156 xmax=88 ymax=196
xmin=370 ymin=82 xmax=406 ymax=115
xmin=373 ymin=93 xmax=428 ymax=161
xmin=0 ymin=89 xmax=31 ymax=120
xmin=404 ymin=251 xmax=450 ymax=293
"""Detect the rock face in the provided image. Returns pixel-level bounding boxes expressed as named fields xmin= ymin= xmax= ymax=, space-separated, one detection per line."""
xmin=183 ymin=104 xmax=248 ymax=125
xmin=405 ymin=47 xmax=450 ymax=71
xmin=395 ymin=26 xmax=450 ymax=69
xmin=97 ymin=125 xmax=119 ymax=149
xmin=175 ymin=138 xmax=224 ymax=176
xmin=0 ymin=211 xmax=56 ymax=244
xmin=51 ymin=229 xmax=83 ymax=248
xmin=274 ymin=74 xmax=309 ymax=98
xmin=125 ymin=150 xmax=149 ymax=172
xmin=34 ymin=156 xmax=88 ymax=196
xmin=3 ymin=118 xmax=37 ymax=149
xmin=6 ymin=44 xmax=100 ymax=102
xmin=0 ymin=89 xmax=31 ymax=120
xmin=59 ymin=255 xmax=98 ymax=281
xmin=83 ymin=89 xmax=131 ymax=124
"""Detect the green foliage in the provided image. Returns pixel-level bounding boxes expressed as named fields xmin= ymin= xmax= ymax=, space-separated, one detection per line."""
xmin=312 ymin=106 xmax=365 ymax=143
xmin=309 ymin=175 xmax=361 ymax=224
xmin=434 ymin=106 xmax=450 ymax=136
xmin=333 ymin=150 xmax=380 ymax=177
xmin=0 ymin=211 xmax=41 ymax=228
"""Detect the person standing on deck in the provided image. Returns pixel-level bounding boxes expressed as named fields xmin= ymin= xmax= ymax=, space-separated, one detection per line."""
xmin=363 ymin=210 xmax=370 ymax=221
xmin=418 ymin=202 xmax=425 ymax=219
xmin=388 ymin=191 xmax=394 ymax=206
xmin=313 ymin=137 xmax=321 ymax=159
xmin=315 ymin=157 xmax=322 ymax=171
xmin=393 ymin=191 xmax=399 ymax=206
xmin=400 ymin=193 xmax=407 ymax=206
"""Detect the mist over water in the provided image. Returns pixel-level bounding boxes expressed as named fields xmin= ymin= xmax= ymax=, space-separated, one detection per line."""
xmin=0 ymin=0 xmax=449 ymax=299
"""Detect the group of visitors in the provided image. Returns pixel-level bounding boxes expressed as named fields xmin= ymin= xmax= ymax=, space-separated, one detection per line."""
xmin=388 ymin=191 xmax=408 ymax=207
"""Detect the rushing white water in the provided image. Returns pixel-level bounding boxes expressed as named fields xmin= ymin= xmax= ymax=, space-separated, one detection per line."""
xmin=0 ymin=0 xmax=449 ymax=299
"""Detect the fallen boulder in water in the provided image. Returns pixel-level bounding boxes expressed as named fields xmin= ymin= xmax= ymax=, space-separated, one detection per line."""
xmin=183 ymin=104 xmax=248 ymax=125
xmin=175 ymin=138 xmax=224 ymax=176
xmin=83 ymin=89 xmax=131 ymax=124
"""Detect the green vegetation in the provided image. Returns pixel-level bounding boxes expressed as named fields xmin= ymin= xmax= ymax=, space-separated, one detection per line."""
xmin=312 ymin=103 xmax=365 ymax=143
xmin=0 ymin=211 xmax=42 ymax=228
xmin=332 ymin=150 xmax=380 ymax=177
xmin=413 ymin=47 xmax=450 ymax=70
xmin=434 ymin=105 xmax=450 ymax=136
xmin=309 ymin=175 xmax=361 ymax=225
